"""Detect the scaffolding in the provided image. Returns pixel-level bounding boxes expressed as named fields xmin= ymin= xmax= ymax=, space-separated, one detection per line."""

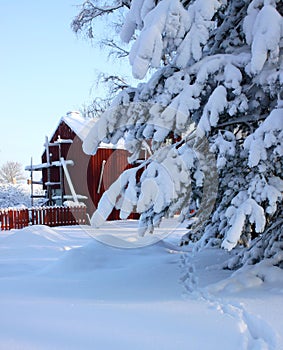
xmin=26 ymin=136 xmax=87 ymax=206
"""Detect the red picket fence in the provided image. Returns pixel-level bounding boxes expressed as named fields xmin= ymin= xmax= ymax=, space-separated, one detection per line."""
xmin=0 ymin=206 xmax=87 ymax=231
xmin=0 ymin=208 xmax=29 ymax=230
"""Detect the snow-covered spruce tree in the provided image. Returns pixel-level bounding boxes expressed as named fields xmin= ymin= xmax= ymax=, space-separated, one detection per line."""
xmin=74 ymin=0 xmax=283 ymax=266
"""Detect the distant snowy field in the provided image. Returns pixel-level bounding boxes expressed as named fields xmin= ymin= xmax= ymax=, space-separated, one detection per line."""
xmin=0 ymin=219 xmax=282 ymax=350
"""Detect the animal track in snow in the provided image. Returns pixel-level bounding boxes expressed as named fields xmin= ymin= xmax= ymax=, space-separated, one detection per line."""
xmin=179 ymin=253 xmax=199 ymax=297
xmin=179 ymin=253 xmax=278 ymax=350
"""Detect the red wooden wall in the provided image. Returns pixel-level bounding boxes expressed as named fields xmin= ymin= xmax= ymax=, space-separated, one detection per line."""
xmin=42 ymin=121 xmax=139 ymax=220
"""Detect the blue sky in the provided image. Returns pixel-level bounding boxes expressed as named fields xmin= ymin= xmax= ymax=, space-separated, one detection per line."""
xmin=0 ymin=0 xmax=130 ymax=173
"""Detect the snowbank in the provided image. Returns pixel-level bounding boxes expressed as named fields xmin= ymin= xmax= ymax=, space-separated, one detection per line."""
xmin=0 ymin=221 xmax=282 ymax=349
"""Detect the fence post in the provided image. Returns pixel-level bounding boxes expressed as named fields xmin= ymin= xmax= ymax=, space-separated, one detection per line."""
xmin=14 ymin=210 xmax=19 ymax=229
xmin=0 ymin=210 xmax=3 ymax=230
xmin=61 ymin=207 xmax=66 ymax=226
xmin=59 ymin=207 xmax=63 ymax=226
xmin=72 ymin=207 xmax=77 ymax=225
xmin=66 ymin=207 xmax=71 ymax=225
xmin=24 ymin=209 xmax=29 ymax=228
xmin=5 ymin=210 xmax=9 ymax=230
xmin=1 ymin=210 xmax=6 ymax=230
xmin=8 ymin=210 xmax=14 ymax=230
xmin=56 ymin=207 xmax=60 ymax=226
xmin=75 ymin=206 xmax=80 ymax=225
xmin=44 ymin=207 xmax=49 ymax=226
xmin=74 ymin=207 xmax=77 ymax=225
xmin=52 ymin=207 xmax=56 ymax=226
xmin=50 ymin=207 xmax=55 ymax=227
xmin=73 ymin=206 xmax=76 ymax=225
xmin=17 ymin=210 xmax=21 ymax=229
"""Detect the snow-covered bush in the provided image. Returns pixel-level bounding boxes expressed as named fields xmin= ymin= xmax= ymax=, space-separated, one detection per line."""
xmin=0 ymin=184 xmax=31 ymax=208
xmin=74 ymin=0 xmax=283 ymax=267
xmin=0 ymin=184 xmax=44 ymax=208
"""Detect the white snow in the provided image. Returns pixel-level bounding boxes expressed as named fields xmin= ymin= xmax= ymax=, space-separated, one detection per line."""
xmin=244 ymin=4 xmax=282 ymax=74
xmin=198 ymin=85 xmax=228 ymax=135
xmin=224 ymin=200 xmax=265 ymax=251
xmin=244 ymin=108 xmax=283 ymax=167
xmin=176 ymin=0 xmax=222 ymax=68
xmin=211 ymin=131 xmax=236 ymax=169
xmin=122 ymin=0 xmax=190 ymax=79
xmin=62 ymin=111 xmax=126 ymax=150
xmin=0 ymin=183 xmax=44 ymax=208
xmin=0 ymin=220 xmax=282 ymax=349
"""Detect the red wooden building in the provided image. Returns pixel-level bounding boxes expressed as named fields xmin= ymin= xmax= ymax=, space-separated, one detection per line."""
xmin=39 ymin=112 xmax=140 ymax=220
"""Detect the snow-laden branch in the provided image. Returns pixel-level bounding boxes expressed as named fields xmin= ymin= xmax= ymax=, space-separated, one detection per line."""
xmin=121 ymin=0 xmax=228 ymax=78
xmin=244 ymin=108 xmax=283 ymax=167
xmin=222 ymin=194 xmax=266 ymax=251
xmin=121 ymin=0 xmax=188 ymax=78
xmin=243 ymin=1 xmax=283 ymax=74
xmin=72 ymin=0 xmax=129 ymax=36
xmin=89 ymin=132 xmax=218 ymax=236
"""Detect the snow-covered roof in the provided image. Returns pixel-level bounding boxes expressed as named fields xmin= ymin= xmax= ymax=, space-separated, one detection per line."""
xmin=62 ymin=111 xmax=126 ymax=150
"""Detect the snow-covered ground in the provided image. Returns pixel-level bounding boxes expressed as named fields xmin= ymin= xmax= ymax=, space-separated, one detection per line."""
xmin=0 ymin=219 xmax=282 ymax=349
